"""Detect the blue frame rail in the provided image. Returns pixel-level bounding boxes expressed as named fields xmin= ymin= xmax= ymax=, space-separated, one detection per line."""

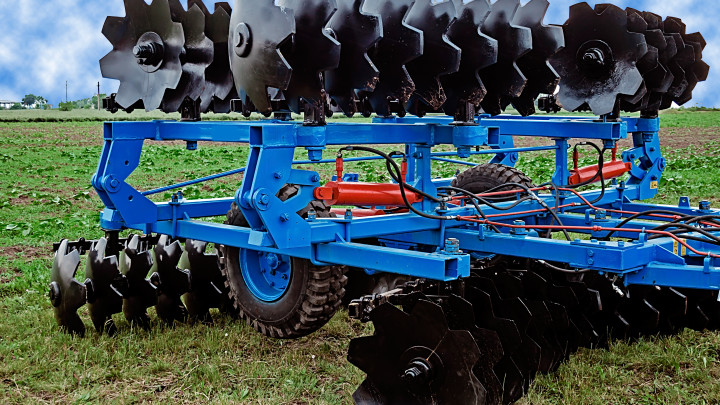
xmin=90 ymin=116 xmax=720 ymax=291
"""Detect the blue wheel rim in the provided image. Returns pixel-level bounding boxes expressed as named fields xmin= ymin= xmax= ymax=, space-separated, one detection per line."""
xmin=239 ymin=249 xmax=292 ymax=302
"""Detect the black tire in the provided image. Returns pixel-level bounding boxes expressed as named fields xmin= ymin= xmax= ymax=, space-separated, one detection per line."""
xmin=220 ymin=185 xmax=348 ymax=339
xmin=452 ymin=163 xmax=535 ymax=200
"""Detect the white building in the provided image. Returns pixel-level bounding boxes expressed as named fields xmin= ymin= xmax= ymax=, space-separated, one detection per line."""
xmin=0 ymin=100 xmax=19 ymax=109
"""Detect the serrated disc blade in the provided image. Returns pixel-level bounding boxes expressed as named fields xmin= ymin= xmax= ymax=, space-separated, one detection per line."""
xmin=441 ymin=0 xmax=497 ymax=117
xmin=120 ymin=235 xmax=157 ymax=329
xmin=188 ymin=0 xmax=236 ymax=113
xmin=50 ymin=240 xmax=87 ymax=336
xmin=85 ymin=238 xmax=123 ymax=335
xmin=152 ymin=235 xmax=190 ymax=324
xmin=358 ymin=0 xmax=422 ymax=117
xmin=100 ymin=0 xmax=185 ymax=111
xmin=180 ymin=240 xmax=225 ymax=323
xmin=405 ymin=0 xmax=461 ymax=117
xmin=161 ymin=0 xmax=214 ymax=113
xmin=325 ymin=0 xmax=382 ymax=116
xmin=229 ymin=0 xmax=295 ymax=114
xmin=507 ymin=0 xmax=564 ymax=116
xmin=349 ymin=301 xmax=484 ymax=404
xmin=478 ymin=0 xmax=532 ymax=116
xmin=276 ymin=0 xmax=341 ymax=113
xmin=550 ymin=3 xmax=647 ymax=115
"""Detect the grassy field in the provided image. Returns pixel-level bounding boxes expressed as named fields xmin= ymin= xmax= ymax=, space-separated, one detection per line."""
xmin=0 ymin=110 xmax=719 ymax=403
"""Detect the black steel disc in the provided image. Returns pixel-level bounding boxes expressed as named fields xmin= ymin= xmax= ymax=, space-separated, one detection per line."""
xmin=549 ymin=2 xmax=648 ymax=115
xmin=478 ymin=0 xmax=533 ymax=116
xmin=349 ymin=300 xmax=484 ymax=404
xmin=464 ymin=284 xmax=525 ymax=403
xmin=100 ymin=0 xmax=185 ymax=111
xmin=187 ymin=1 xmax=237 ymax=113
xmin=180 ymin=240 xmax=225 ymax=323
xmin=582 ymin=273 xmax=631 ymax=341
xmin=505 ymin=0 xmax=564 ymax=116
xmin=665 ymin=17 xmax=710 ymax=106
xmin=357 ymin=0 xmax=423 ymax=117
xmin=49 ymin=240 xmax=87 ymax=336
xmin=277 ymin=0 xmax=341 ymax=114
xmin=441 ymin=0 xmax=497 ymax=119
xmin=404 ymin=0 xmax=461 ymax=117
xmin=119 ymin=235 xmax=158 ymax=330
xmin=324 ymin=0 xmax=382 ymax=116
xmin=85 ymin=238 xmax=123 ymax=336
xmin=151 ymin=235 xmax=191 ymax=324
xmin=442 ymin=294 xmax=504 ymax=405
xmin=229 ymin=0 xmax=295 ymax=114
xmin=160 ymin=0 xmax=214 ymax=113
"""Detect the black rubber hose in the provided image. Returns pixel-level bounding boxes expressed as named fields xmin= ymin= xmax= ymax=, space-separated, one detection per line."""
xmin=602 ymin=209 xmax=695 ymax=239
xmin=341 ymin=146 xmax=452 ymax=221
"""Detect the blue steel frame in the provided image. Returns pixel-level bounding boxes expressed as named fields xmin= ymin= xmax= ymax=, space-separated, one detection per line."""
xmin=91 ymin=116 xmax=720 ymax=292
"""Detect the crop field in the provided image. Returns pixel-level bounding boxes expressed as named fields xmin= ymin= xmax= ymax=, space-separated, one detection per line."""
xmin=1 ymin=109 xmax=720 ymax=404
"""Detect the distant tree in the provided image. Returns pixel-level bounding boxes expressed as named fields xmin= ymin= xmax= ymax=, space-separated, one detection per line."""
xmin=10 ymin=103 xmax=23 ymax=110
xmin=59 ymin=101 xmax=74 ymax=112
xmin=92 ymin=94 xmax=107 ymax=107
xmin=22 ymin=94 xmax=37 ymax=106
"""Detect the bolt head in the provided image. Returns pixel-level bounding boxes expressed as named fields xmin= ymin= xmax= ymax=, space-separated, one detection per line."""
xmin=48 ymin=282 xmax=61 ymax=307
xmin=233 ymin=23 xmax=252 ymax=58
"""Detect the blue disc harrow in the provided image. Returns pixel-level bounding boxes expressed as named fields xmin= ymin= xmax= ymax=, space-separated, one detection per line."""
xmin=49 ymin=1 xmax=713 ymax=403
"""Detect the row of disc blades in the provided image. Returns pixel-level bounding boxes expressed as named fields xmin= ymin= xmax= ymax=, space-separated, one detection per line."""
xmin=348 ymin=261 xmax=720 ymax=405
xmin=50 ymin=236 xmax=234 ymax=336
xmin=99 ymin=1 xmax=709 ymax=118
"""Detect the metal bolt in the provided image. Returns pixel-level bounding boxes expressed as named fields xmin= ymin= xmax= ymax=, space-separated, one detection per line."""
xmin=260 ymin=194 xmax=270 ymax=205
xmin=48 ymin=282 xmax=61 ymax=308
xmin=281 ymin=275 xmax=288 ymax=280
xmin=273 ymin=172 xmax=282 ymax=179
xmin=312 ymin=174 xmax=321 ymax=183
xmin=280 ymin=213 xmax=290 ymax=223
xmin=582 ymin=48 xmax=606 ymax=67
xmin=444 ymin=238 xmax=460 ymax=254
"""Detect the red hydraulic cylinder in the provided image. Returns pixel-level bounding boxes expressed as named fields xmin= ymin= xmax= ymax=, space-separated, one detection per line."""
xmin=568 ymin=147 xmax=632 ymax=186
xmin=314 ymin=182 xmax=423 ymax=207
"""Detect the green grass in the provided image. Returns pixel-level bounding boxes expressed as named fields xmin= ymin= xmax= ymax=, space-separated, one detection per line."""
xmin=0 ymin=111 xmax=719 ymax=403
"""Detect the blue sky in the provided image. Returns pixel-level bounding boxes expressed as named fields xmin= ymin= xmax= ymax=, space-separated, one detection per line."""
xmin=0 ymin=0 xmax=716 ymax=107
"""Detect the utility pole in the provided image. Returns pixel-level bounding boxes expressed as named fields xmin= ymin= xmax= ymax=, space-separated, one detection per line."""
xmin=65 ymin=81 xmax=68 ymax=103
xmin=97 ymin=82 xmax=101 ymax=111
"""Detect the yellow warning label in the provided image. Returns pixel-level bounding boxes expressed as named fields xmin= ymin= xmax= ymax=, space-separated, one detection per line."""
xmin=673 ymin=239 xmax=687 ymax=256
xmin=650 ymin=181 xmax=658 ymax=189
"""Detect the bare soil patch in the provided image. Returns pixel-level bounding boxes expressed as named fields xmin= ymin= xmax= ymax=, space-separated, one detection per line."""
xmin=514 ymin=127 xmax=720 ymax=154
xmin=0 ymin=245 xmax=49 ymax=261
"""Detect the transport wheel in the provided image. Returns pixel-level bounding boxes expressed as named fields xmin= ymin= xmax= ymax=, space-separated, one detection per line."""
xmin=452 ymin=163 xmax=535 ymax=198
xmin=220 ymin=184 xmax=348 ymax=339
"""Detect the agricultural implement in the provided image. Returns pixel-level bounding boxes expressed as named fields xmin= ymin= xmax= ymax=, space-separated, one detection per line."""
xmin=49 ymin=0 xmax=714 ymax=403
